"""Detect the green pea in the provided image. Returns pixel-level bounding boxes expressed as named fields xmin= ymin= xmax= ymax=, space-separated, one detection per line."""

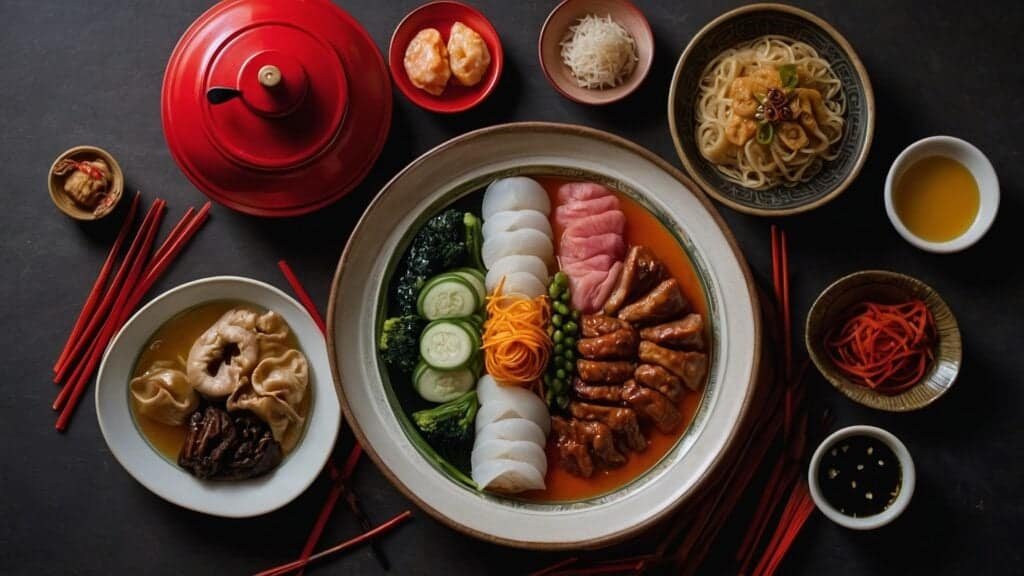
xmin=553 ymin=330 xmax=564 ymax=343
xmin=564 ymin=349 xmax=576 ymax=362
xmin=548 ymin=283 xmax=561 ymax=299
xmin=564 ymin=321 xmax=579 ymax=334
xmin=559 ymin=291 xmax=570 ymax=303
xmin=555 ymin=272 xmax=569 ymax=287
xmin=564 ymin=336 xmax=576 ymax=348
xmin=571 ymin=310 xmax=580 ymax=321
xmin=561 ymin=359 xmax=574 ymax=372
xmin=551 ymin=314 xmax=564 ymax=327
xmin=554 ymin=302 xmax=570 ymax=316
xmin=556 ymin=368 xmax=566 ymax=380
xmin=554 ymin=343 xmax=565 ymax=355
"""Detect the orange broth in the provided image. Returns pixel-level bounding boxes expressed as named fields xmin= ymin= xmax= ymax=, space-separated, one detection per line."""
xmin=522 ymin=178 xmax=708 ymax=501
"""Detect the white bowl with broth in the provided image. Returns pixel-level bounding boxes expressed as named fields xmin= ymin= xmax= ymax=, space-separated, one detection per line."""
xmin=885 ymin=136 xmax=999 ymax=253
xmin=95 ymin=276 xmax=339 ymax=518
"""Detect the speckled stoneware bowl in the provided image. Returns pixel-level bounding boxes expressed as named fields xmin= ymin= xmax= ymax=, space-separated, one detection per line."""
xmin=668 ymin=3 xmax=875 ymax=216
xmin=328 ymin=122 xmax=761 ymax=549
xmin=806 ymin=270 xmax=962 ymax=412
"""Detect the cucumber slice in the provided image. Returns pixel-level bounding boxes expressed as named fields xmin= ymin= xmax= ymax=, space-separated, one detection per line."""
xmin=420 ymin=320 xmax=477 ymax=370
xmin=417 ymin=275 xmax=479 ymax=320
xmin=413 ymin=362 xmax=476 ymax=403
xmin=452 ymin=268 xmax=486 ymax=304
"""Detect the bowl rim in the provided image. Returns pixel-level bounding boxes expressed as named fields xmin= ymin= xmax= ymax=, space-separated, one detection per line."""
xmin=94 ymin=275 xmax=340 ymax=517
xmin=883 ymin=135 xmax=1000 ymax=253
xmin=808 ymin=425 xmax=916 ymax=530
xmin=48 ymin=145 xmax=125 ymax=221
xmin=667 ymin=2 xmax=876 ymax=217
xmin=805 ymin=269 xmax=962 ymax=412
xmin=537 ymin=0 xmax=655 ymax=106
xmin=326 ymin=121 xmax=762 ymax=549
xmin=388 ymin=0 xmax=505 ymax=114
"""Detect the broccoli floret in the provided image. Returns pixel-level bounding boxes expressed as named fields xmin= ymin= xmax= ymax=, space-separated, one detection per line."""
xmin=412 ymin=391 xmax=478 ymax=455
xmin=392 ymin=209 xmax=469 ymax=314
xmin=379 ymin=315 xmax=426 ymax=374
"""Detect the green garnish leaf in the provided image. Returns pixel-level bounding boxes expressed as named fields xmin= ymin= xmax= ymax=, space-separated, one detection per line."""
xmin=756 ymin=122 xmax=774 ymax=145
xmin=778 ymin=64 xmax=799 ymax=89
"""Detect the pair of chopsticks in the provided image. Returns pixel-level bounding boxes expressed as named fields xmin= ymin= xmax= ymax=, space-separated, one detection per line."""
xmin=51 ymin=193 xmax=211 ymax=431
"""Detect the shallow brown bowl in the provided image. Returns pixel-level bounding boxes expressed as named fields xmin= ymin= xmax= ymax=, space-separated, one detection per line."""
xmin=806 ymin=270 xmax=962 ymax=412
xmin=48 ymin=145 xmax=124 ymax=221
xmin=539 ymin=0 xmax=653 ymax=105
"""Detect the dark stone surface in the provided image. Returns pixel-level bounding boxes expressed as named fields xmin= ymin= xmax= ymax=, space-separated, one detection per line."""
xmin=1 ymin=1 xmax=1020 ymax=574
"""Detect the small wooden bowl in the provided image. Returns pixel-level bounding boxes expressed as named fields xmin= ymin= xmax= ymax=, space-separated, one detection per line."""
xmin=48 ymin=145 xmax=124 ymax=221
xmin=806 ymin=270 xmax=962 ymax=412
xmin=539 ymin=0 xmax=654 ymax=105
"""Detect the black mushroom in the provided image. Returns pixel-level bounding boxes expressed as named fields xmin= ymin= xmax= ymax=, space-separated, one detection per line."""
xmin=178 ymin=405 xmax=282 ymax=480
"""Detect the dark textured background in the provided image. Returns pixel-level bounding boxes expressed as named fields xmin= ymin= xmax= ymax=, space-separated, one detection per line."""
xmin=2 ymin=1 xmax=1021 ymax=574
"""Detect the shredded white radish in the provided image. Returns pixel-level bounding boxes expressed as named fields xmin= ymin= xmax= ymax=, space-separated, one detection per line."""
xmin=559 ymin=14 xmax=638 ymax=89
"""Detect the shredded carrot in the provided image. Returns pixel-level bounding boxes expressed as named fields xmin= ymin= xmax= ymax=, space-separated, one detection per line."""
xmin=482 ymin=277 xmax=552 ymax=386
xmin=825 ymin=299 xmax=935 ymax=394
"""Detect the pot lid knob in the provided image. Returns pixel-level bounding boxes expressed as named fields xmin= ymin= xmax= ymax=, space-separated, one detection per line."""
xmin=258 ymin=65 xmax=281 ymax=87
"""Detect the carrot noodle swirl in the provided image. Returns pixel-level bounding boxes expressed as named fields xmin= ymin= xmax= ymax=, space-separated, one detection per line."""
xmin=482 ymin=278 xmax=551 ymax=387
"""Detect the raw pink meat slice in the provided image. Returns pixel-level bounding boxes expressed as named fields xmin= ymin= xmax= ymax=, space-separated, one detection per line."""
xmin=559 ymin=232 xmax=626 ymax=263
xmin=557 ymin=182 xmax=614 ymax=203
xmin=554 ymin=196 xmax=620 ymax=229
xmin=567 ymin=262 xmax=624 ymax=313
xmin=565 ymin=210 xmax=625 ymax=239
xmin=561 ymin=254 xmax=616 ymax=274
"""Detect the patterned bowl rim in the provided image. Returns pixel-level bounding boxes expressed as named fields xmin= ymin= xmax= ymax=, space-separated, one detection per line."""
xmin=667 ymin=2 xmax=876 ymax=217
xmin=804 ymin=270 xmax=963 ymax=412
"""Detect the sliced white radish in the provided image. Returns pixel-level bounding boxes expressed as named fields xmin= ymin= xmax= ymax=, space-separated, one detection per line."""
xmin=471 ymin=439 xmax=548 ymax=476
xmin=498 ymin=272 xmax=547 ymax=298
xmin=475 ymin=418 xmax=546 ymax=448
xmin=485 ymin=255 xmax=550 ymax=294
xmin=482 ymin=177 xmax=551 ymax=218
xmin=482 ymin=209 xmax=553 ymax=240
xmin=481 ymin=229 xmax=554 ymax=270
xmin=475 ymin=397 xmax=551 ymax=435
xmin=471 ymin=459 xmax=546 ymax=493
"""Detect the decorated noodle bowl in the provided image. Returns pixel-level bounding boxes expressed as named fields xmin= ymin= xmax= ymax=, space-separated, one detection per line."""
xmin=328 ymin=123 xmax=760 ymax=548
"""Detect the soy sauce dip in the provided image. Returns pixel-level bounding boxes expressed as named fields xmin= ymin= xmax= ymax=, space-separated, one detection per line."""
xmin=816 ymin=435 xmax=902 ymax=517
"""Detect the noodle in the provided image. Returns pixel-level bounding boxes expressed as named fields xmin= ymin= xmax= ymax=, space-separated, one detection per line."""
xmin=695 ymin=35 xmax=846 ymax=189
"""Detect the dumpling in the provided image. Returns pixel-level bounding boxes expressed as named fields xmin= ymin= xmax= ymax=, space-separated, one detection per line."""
xmin=228 ymin=348 xmax=309 ymax=452
xmin=471 ymin=459 xmax=545 ymax=493
xmin=447 ymin=21 xmax=491 ymax=87
xmin=481 ymin=229 xmax=554 ymax=270
xmin=187 ymin=309 xmax=261 ymax=399
xmin=486 ymin=255 xmax=551 ymax=294
xmin=255 ymin=310 xmax=290 ymax=357
xmin=404 ymin=28 xmax=450 ymax=96
xmin=482 ymin=177 xmax=551 ymax=218
xmin=481 ymin=210 xmax=552 ymax=240
xmin=130 ymin=362 xmax=199 ymax=426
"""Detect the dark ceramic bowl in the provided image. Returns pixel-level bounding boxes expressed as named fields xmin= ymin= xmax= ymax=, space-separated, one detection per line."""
xmin=668 ymin=3 xmax=875 ymax=216
xmin=805 ymin=271 xmax=962 ymax=412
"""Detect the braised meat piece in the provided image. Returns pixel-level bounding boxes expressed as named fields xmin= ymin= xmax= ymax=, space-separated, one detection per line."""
xmin=573 ymin=380 xmax=683 ymax=434
xmin=604 ymin=246 xmax=667 ymax=315
xmin=577 ymin=327 xmax=639 ymax=360
xmin=570 ymin=401 xmax=646 ymax=452
xmin=577 ymin=359 xmax=636 ymax=384
xmin=581 ymin=314 xmax=631 ymax=338
xmin=178 ymin=405 xmax=282 ymax=480
xmin=551 ymin=416 xmax=626 ymax=478
xmin=634 ymin=363 xmax=684 ymax=402
xmin=639 ymin=314 xmax=705 ymax=350
xmin=638 ymin=341 xmax=708 ymax=391
xmin=617 ymin=279 xmax=688 ymax=325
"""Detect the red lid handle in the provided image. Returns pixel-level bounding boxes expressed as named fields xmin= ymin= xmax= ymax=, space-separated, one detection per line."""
xmin=237 ymin=51 xmax=309 ymax=117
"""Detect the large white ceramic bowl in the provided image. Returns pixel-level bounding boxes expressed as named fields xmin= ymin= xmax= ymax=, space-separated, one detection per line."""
xmin=96 ymin=276 xmax=339 ymax=518
xmin=328 ymin=122 xmax=761 ymax=548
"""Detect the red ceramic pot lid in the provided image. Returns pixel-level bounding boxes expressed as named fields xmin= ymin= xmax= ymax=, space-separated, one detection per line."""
xmin=162 ymin=0 xmax=392 ymax=217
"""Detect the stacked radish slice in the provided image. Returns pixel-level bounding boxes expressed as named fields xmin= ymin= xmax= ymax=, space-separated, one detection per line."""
xmin=471 ymin=375 xmax=550 ymax=492
xmin=481 ymin=177 xmax=554 ymax=298
xmin=554 ymin=182 xmax=626 ymax=313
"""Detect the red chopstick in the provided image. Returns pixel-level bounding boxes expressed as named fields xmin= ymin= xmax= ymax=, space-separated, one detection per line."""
xmin=277 ymin=260 xmax=326 ymax=333
xmin=252 ymin=510 xmax=413 ymax=576
xmin=53 ymin=192 xmax=141 ymax=374
xmin=129 ymin=202 xmax=211 ymax=305
xmin=55 ymin=199 xmax=166 ymax=429
xmin=530 ymin=556 xmax=580 ymax=576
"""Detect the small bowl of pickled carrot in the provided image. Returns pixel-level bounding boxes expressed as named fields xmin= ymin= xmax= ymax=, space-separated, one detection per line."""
xmin=885 ymin=136 xmax=999 ymax=253
xmin=806 ymin=270 xmax=962 ymax=412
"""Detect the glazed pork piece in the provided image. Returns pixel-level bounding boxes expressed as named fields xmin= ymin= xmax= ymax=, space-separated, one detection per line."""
xmin=570 ymin=401 xmax=646 ymax=452
xmin=634 ymin=363 xmax=684 ymax=402
xmin=617 ymin=279 xmax=689 ymax=325
xmin=638 ymin=341 xmax=708 ymax=391
xmin=603 ymin=246 xmax=667 ymax=315
xmin=581 ymin=314 xmax=631 ymax=338
xmin=639 ymin=314 xmax=705 ymax=350
xmin=572 ymin=380 xmax=682 ymax=433
xmin=576 ymin=326 xmax=639 ymax=360
xmin=576 ymin=359 xmax=636 ymax=384
xmin=551 ymin=416 xmax=626 ymax=478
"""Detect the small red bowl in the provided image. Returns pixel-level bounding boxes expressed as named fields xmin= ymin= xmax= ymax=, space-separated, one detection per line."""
xmin=389 ymin=1 xmax=504 ymax=114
